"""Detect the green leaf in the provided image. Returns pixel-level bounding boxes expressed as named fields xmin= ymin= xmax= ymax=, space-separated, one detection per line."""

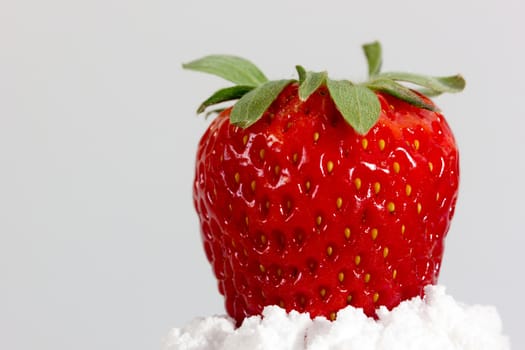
xmin=327 ymin=79 xmax=381 ymax=135
xmin=365 ymin=79 xmax=436 ymax=110
xmin=416 ymin=88 xmax=443 ymax=97
xmin=363 ymin=41 xmax=382 ymax=77
xmin=230 ymin=80 xmax=292 ymax=128
xmin=298 ymin=71 xmax=327 ymax=101
xmin=182 ymin=55 xmax=268 ymax=86
xmin=377 ymin=72 xmax=465 ymax=93
xmin=197 ymin=85 xmax=254 ymax=113
xmin=295 ymin=65 xmax=307 ymax=84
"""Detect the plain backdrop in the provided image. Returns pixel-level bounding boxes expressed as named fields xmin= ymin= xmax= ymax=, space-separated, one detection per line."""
xmin=1 ymin=0 xmax=523 ymax=349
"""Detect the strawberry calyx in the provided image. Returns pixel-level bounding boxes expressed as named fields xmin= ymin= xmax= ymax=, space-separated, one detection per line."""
xmin=183 ymin=41 xmax=465 ymax=135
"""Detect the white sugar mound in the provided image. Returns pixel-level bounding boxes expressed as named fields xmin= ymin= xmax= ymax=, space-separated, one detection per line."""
xmin=163 ymin=285 xmax=510 ymax=350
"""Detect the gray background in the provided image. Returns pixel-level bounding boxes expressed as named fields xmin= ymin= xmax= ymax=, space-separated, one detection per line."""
xmin=1 ymin=0 xmax=523 ymax=349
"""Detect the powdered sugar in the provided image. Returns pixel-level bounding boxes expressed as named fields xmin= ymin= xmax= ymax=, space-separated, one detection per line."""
xmin=163 ymin=285 xmax=510 ymax=350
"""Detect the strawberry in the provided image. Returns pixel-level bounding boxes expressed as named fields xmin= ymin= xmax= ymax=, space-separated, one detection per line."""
xmin=183 ymin=42 xmax=465 ymax=325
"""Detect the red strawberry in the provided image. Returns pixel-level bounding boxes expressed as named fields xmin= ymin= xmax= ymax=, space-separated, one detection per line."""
xmin=184 ymin=42 xmax=465 ymax=325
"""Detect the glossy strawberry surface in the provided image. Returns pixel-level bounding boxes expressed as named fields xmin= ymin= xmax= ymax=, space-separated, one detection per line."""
xmin=193 ymin=83 xmax=459 ymax=324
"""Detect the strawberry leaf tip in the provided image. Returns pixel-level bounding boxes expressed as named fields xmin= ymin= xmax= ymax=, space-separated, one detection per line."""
xmin=327 ymin=79 xmax=381 ymax=134
xmin=364 ymin=79 xmax=436 ymax=111
xmin=363 ymin=41 xmax=383 ymax=77
xmin=230 ymin=80 xmax=293 ymax=128
xmin=197 ymin=85 xmax=255 ymax=114
xmin=183 ymin=41 xmax=465 ymax=134
xmin=299 ymin=71 xmax=327 ymax=101
xmin=182 ymin=55 xmax=268 ymax=86
xmin=375 ymin=72 xmax=466 ymax=95
xmin=295 ymin=65 xmax=307 ymax=84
